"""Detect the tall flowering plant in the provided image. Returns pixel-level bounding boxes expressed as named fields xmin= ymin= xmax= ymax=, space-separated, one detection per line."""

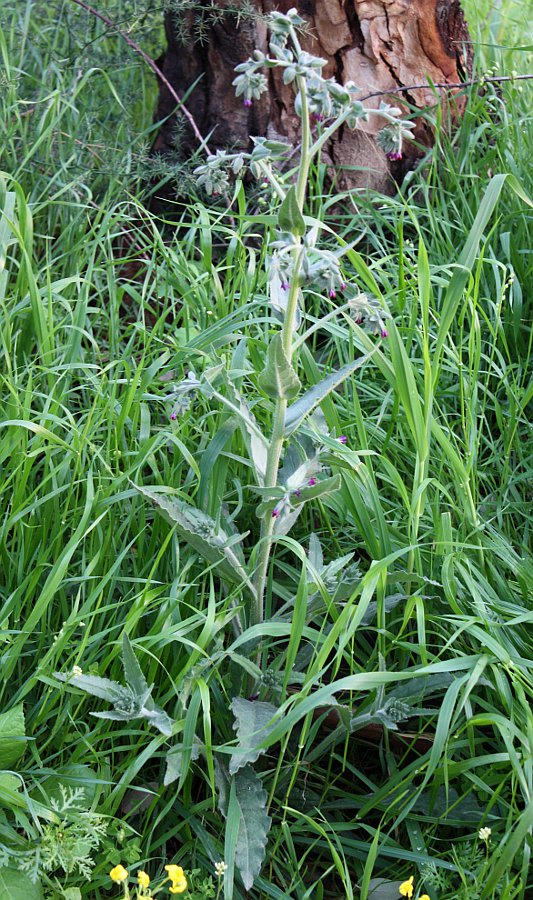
xmin=76 ymin=10 xmax=414 ymax=895
xmin=188 ymin=8 xmax=413 ymax=626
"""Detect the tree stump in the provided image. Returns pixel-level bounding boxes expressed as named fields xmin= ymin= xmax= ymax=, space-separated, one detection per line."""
xmin=153 ymin=1 xmax=472 ymax=194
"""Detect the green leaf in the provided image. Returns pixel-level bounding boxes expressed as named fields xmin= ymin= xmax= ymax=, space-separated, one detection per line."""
xmin=433 ymin=173 xmax=533 ymax=383
xmin=229 ymin=698 xmax=279 ymax=774
xmin=285 ymin=356 xmax=370 ymax=436
xmin=121 ymin=634 xmax=150 ymax=702
xmin=366 ymin=879 xmax=403 ymax=899
xmin=164 ymin=739 xmax=201 ymax=786
xmin=132 ymin=484 xmax=254 ymax=594
xmin=0 ymin=704 xmax=26 ymax=769
xmin=258 ymin=333 xmax=301 ymax=400
xmin=53 ymin=672 xmax=129 ymax=704
xmin=0 ymin=773 xmax=21 ymax=806
xmin=222 ymin=375 xmax=268 ymax=485
xmin=0 ymin=869 xmax=43 ymax=900
xmin=217 ymin=761 xmax=271 ymax=891
xmin=54 ymin=669 xmax=173 ymax=737
xmin=292 ymin=474 xmax=341 ymax=506
xmin=278 ymin=185 xmax=305 ymax=236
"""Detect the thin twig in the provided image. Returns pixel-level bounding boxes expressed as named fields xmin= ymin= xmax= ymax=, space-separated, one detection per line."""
xmin=357 ymin=72 xmax=533 ymax=104
xmin=68 ymin=0 xmax=210 ymax=153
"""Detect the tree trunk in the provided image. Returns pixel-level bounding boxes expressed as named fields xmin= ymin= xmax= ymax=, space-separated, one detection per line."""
xmin=153 ymin=0 xmax=472 ymax=194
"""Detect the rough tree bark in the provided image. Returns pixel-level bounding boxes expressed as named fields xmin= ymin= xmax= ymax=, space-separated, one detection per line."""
xmin=153 ymin=0 xmax=472 ymax=194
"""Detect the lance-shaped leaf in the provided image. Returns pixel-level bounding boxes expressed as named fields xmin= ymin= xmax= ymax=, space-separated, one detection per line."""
xmin=291 ymin=474 xmax=341 ymax=506
xmin=229 ymin=697 xmax=279 ymax=774
xmin=222 ymin=375 xmax=268 ymax=485
xmin=268 ymin=270 xmax=302 ymax=332
xmin=54 ymin=635 xmax=174 ymax=736
xmin=132 ymin=483 xmax=254 ymax=595
xmin=258 ymin=333 xmax=301 ymax=400
xmin=216 ymin=760 xmax=271 ymax=891
xmin=278 ymin=185 xmax=305 ymax=237
xmin=164 ymin=738 xmax=201 ymax=786
xmin=121 ymin=633 xmax=149 ymax=701
xmin=54 ymin=672 xmax=130 ymax=705
xmin=285 ymin=355 xmax=370 ymax=436
xmin=307 ymin=533 xmax=324 ymax=572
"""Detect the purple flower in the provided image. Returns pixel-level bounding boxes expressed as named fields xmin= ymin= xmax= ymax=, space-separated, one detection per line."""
xmin=311 ymin=112 xmax=324 ymax=123
xmin=338 ymin=435 xmax=348 ymax=445
xmin=307 ymin=477 xmax=317 ymax=487
xmin=329 ymin=289 xmax=336 ymax=300
xmin=272 ymin=508 xmax=280 ymax=518
xmin=243 ymin=98 xmax=253 ymax=108
xmin=281 ymin=281 xmax=289 ymax=291
xmin=294 ymin=489 xmax=302 ymax=498
xmin=340 ymin=282 xmax=347 ymax=291
xmin=248 ymin=693 xmax=259 ymax=701
xmin=170 ymin=412 xmax=178 ymax=421
xmin=386 ymin=150 xmax=402 ymax=161
xmin=380 ymin=327 xmax=389 ymax=338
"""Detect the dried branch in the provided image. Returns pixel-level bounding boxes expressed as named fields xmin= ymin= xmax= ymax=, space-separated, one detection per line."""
xmin=358 ymin=73 xmax=532 ymax=104
xmin=68 ymin=0 xmax=210 ymax=153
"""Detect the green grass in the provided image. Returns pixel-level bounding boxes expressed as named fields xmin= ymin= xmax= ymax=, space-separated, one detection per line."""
xmin=0 ymin=1 xmax=532 ymax=898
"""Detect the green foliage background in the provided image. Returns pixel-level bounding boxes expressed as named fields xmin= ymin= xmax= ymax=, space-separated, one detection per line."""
xmin=0 ymin=1 xmax=532 ymax=898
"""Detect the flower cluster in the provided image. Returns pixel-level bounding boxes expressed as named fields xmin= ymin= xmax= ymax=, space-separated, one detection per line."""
xmin=267 ymin=230 xmax=349 ymax=319
xmin=348 ymin=291 xmax=391 ymax=338
xmin=109 ymin=863 xmax=188 ymax=896
xmin=166 ymin=370 xmax=200 ymax=420
xmin=271 ymin=455 xmax=323 ymax=518
xmin=376 ymin=105 xmax=416 ymax=161
xmin=193 ymin=137 xmax=290 ymax=197
xmin=231 ymin=28 xmax=369 ymax=128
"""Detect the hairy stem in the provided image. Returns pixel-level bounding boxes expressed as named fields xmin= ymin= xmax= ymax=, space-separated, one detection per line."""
xmin=252 ymin=41 xmax=315 ymax=628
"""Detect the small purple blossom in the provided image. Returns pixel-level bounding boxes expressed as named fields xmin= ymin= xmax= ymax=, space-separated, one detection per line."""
xmin=170 ymin=412 xmax=178 ymax=421
xmin=311 ymin=112 xmax=324 ymax=124
xmin=307 ymin=477 xmax=317 ymax=487
xmin=272 ymin=508 xmax=280 ymax=518
xmin=281 ymin=281 xmax=289 ymax=291
xmin=340 ymin=282 xmax=347 ymax=291
xmin=380 ymin=327 xmax=389 ymax=338
xmin=338 ymin=435 xmax=348 ymax=445
xmin=247 ymin=693 xmax=259 ymax=701
xmin=386 ymin=150 xmax=402 ymax=161
xmin=294 ymin=489 xmax=302 ymax=498
xmin=329 ymin=289 xmax=337 ymax=300
xmin=243 ymin=98 xmax=253 ymax=108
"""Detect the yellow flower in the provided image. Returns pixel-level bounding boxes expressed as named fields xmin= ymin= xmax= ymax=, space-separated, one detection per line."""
xmin=419 ymin=895 xmax=431 ymax=900
xmin=110 ymin=864 xmax=129 ymax=883
xmin=399 ymin=876 xmax=414 ymax=898
xmin=169 ymin=876 xmax=188 ymax=894
xmin=137 ymin=870 xmax=150 ymax=889
xmin=165 ymin=865 xmax=185 ymax=881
